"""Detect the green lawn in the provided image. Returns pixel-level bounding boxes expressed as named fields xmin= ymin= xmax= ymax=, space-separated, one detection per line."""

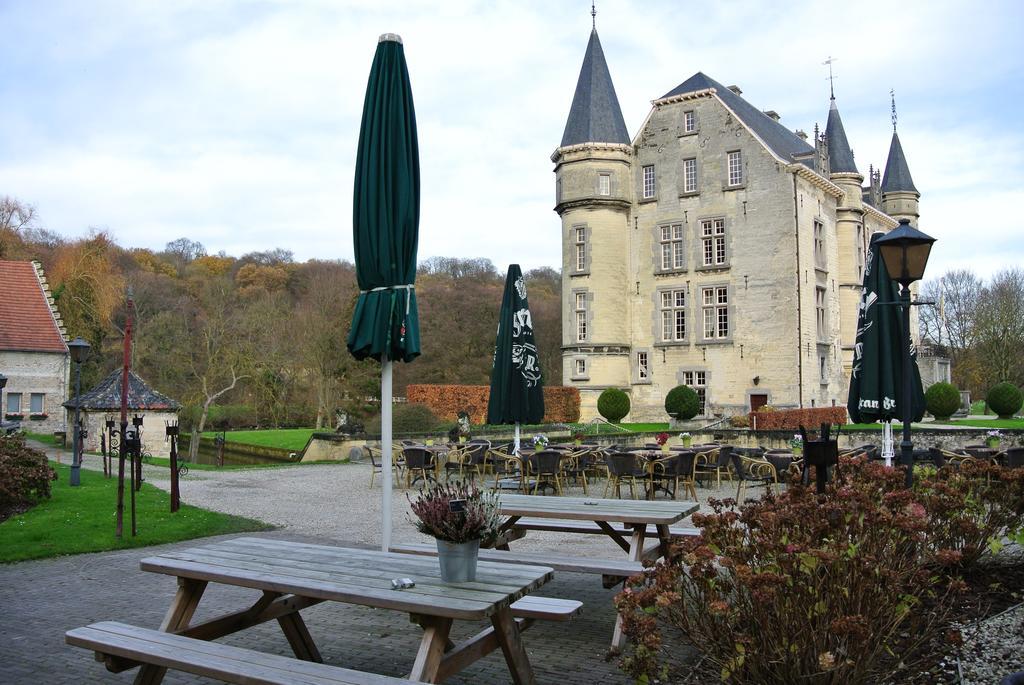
xmin=23 ymin=431 xmax=62 ymax=446
xmin=0 ymin=462 xmax=272 ymax=563
xmin=200 ymin=428 xmax=316 ymax=451
xmin=935 ymin=418 xmax=1024 ymax=429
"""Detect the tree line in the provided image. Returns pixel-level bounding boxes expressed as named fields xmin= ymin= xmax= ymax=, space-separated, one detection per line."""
xmin=0 ymin=197 xmax=563 ymax=445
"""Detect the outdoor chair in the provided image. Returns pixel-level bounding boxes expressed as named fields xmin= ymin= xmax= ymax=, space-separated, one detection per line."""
xmin=603 ymin=452 xmax=645 ymax=499
xmin=366 ymin=445 xmax=402 ymax=489
xmin=529 ymin=450 xmax=565 ymax=495
xmin=694 ymin=446 xmax=733 ymax=488
xmin=560 ymin=448 xmax=591 ymax=494
xmin=442 ymin=445 xmax=470 ymax=481
xmin=731 ymin=452 xmax=776 ymax=501
xmin=463 ymin=442 xmax=490 ymax=480
xmin=651 ymin=451 xmax=697 ymax=500
xmin=1002 ymin=447 xmax=1024 ymax=469
xmin=402 ymin=447 xmax=436 ymax=488
xmin=487 ymin=447 xmax=527 ymax=492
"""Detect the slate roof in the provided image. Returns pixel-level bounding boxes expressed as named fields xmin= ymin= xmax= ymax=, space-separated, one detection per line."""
xmin=560 ymin=29 xmax=630 ymax=147
xmin=64 ymin=369 xmax=180 ymax=411
xmin=660 ymin=72 xmax=816 ymax=164
xmin=881 ymin=130 xmax=918 ymax=193
xmin=0 ymin=260 xmax=67 ymax=353
xmin=824 ymin=98 xmax=858 ymax=173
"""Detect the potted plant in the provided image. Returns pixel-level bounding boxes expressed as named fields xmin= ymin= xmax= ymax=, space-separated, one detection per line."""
xmin=572 ymin=432 xmax=585 ymax=446
xmin=986 ymin=430 xmax=1001 ymax=449
xmin=532 ymin=434 xmax=549 ymax=450
xmin=679 ymin=432 xmax=692 ymax=448
xmin=789 ymin=433 xmax=803 ymax=456
xmin=655 ymin=432 xmax=671 ymax=453
xmin=408 ymin=481 xmax=501 ymax=583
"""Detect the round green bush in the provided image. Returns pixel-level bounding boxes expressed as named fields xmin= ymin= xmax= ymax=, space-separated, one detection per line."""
xmin=597 ymin=388 xmax=631 ymax=423
xmin=924 ymin=382 xmax=961 ymax=420
xmin=986 ymin=382 xmax=1023 ymax=419
xmin=365 ymin=403 xmax=441 ymax=436
xmin=665 ymin=385 xmax=701 ymax=420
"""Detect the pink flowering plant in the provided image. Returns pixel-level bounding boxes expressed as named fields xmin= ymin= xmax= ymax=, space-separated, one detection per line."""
xmin=655 ymin=432 xmax=670 ymax=446
xmin=408 ymin=481 xmax=502 ymax=545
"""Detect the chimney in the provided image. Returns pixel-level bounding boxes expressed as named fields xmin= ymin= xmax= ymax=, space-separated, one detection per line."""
xmin=763 ymin=110 xmax=780 ymax=122
xmin=795 ymin=129 xmax=808 ymax=141
xmin=727 ymin=85 xmax=743 ymax=95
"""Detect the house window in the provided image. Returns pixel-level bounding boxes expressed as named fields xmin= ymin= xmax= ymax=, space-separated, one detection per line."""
xmin=813 ymin=220 xmax=825 ymax=269
xmin=574 ymin=226 xmax=587 ymax=272
xmin=598 ymin=173 xmax=611 ymax=196
xmin=856 ymin=225 xmax=864 ymax=280
xmin=815 ymin=287 xmax=827 ymax=341
xmin=660 ymin=289 xmax=686 ymax=342
xmin=637 ymin=352 xmax=649 ymax=381
xmin=556 ymin=178 xmax=562 ymax=203
xmin=6 ymin=392 xmax=21 ymax=414
xmin=683 ymin=110 xmax=696 ymax=133
xmin=642 ymin=165 xmax=656 ymax=199
xmin=701 ymin=218 xmax=727 ymax=267
xmin=727 ymin=150 xmax=743 ymax=186
xmin=659 ymin=223 xmax=684 ymax=271
xmin=575 ymin=292 xmax=588 ymax=342
xmin=702 ymin=286 xmax=729 ymax=339
xmin=30 ymin=393 xmax=44 ymax=414
xmin=819 ymin=355 xmax=828 ymax=382
xmin=681 ymin=371 xmax=707 ymax=414
xmin=682 ymin=158 xmax=697 ymax=193
xmin=574 ymin=358 xmax=587 ymax=377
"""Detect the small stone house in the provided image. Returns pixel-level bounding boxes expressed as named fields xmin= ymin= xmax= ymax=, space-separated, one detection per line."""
xmin=64 ymin=369 xmax=180 ymax=458
xmin=0 ymin=260 xmax=70 ymax=435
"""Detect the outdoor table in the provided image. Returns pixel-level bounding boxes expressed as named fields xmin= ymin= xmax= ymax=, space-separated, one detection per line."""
xmin=137 ymin=537 xmax=552 ymax=684
xmin=964 ymin=446 xmax=998 ymax=462
xmin=626 ymin=449 xmax=681 ymax=500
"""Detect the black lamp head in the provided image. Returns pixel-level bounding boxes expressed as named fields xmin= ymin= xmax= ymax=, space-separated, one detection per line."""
xmin=67 ymin=337 xmax=91 ymax=364
xmin=875 ymin=219 xmax=937 ymax=286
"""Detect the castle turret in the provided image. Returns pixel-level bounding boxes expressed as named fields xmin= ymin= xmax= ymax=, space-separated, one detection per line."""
xmin=880 ymin=127 xmax=920 ymax=227
xmin=553 ymin=25 xmax=633 ymax=416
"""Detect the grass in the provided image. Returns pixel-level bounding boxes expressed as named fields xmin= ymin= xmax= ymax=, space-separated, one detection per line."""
xmin=0 ymin=462 xmax=272 ymax=563
xmin=935 ymin=418 xmax=1024 ymax=429
xmin=140 ymin=455 xmax=337 ymax=471
xmin=199 ymin=428 xmax=316 ymax=451
xmin=23 ymin=431 xmax=62 ymax=446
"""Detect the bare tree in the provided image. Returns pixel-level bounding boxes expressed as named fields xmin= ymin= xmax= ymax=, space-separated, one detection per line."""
xmin=919 ymin=269 xmax=984 ymax=390
xmin=974 ymin=268 xmax=1024 ymax=388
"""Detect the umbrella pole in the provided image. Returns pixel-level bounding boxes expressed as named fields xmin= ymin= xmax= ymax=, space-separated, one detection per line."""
xmin=514 ymin=423 xmax=520 ymax=455
xmin=882 ymin=421 xmax=894 ymax=467
xmin=381 ymin=359 xmax=393 ymax=552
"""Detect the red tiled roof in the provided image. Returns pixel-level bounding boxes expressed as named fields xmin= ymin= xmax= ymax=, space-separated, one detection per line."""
xmin=0 ymin=260 xmax=68 ymax=353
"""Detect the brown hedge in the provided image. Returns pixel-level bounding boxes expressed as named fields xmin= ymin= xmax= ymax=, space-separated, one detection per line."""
xmin=406 ymin=385 xmax=580 ymax=425
xmin=749 ymin=406 xmax=849 ymax=431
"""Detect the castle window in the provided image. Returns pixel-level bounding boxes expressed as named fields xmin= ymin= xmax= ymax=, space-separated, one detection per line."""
xmin=682 ymin=158 xmax=697 ymax=194
xmin=856 ymin=225 xmax=864 ymax=280
xmin=727 ymin=150 xmax=743 ymax=186
xmin=574 ymin=226 xmax=587 ymax=272
xmin=681 ymin=371 xmax=707 ymax=414
xmin=701 ymin=218 xmax=727 ymax=267
xmin=702 ymin=286 xmax=729 ymax=339
xmin=574 ymin=358 xmax=587 ymax=377
xmin=575 ymin=292 xmax=588 ymax=342
xmin=636 ymin=352 xmax=649 ymax=381
xmin=598 ymin=173 xmax=611 ymax=196
xmin=683 ymin=110 xmax=696 ymax=133
xmin=819 ymin=355 xmax=828 ymax=382
xmin=642 ymin=165 xmax=656 ymax=199
xmin=6 ymin=392 xmax=21 ymax=414
xmin=659 ymin=223 xmax=684 ymax=271
xmin=660 ymin=289 xmax=686 ymax=342
xmin=813 ymin=220 xmax=825 ymax=269
xmin=30 ymin=393 xmax=45 ymax=414
xmin=815 ymin=287 xmax=827 ymax=341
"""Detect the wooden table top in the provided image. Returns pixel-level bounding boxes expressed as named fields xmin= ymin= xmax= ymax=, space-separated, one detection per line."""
xmin=498 ymin=494 xmax=698 ymax=525
xmin=140 ymin=537 xmax=552 ymax=621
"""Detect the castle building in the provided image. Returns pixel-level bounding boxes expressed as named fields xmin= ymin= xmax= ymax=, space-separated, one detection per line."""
xmin=554 ymin=27 xmax=921 ymax=421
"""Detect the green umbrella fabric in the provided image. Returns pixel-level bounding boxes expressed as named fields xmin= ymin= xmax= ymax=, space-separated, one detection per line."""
xmin=346 ymin=36 xmax=421 ymax=363
xmin=487 ymin=264 xmax=545 ymax=425
xmin=847 ymin=233 xmax=925 ymax=423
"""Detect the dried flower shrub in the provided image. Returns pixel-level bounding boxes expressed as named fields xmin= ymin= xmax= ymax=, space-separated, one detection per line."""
xmin=0 ymin=434 xmax=57 ymax=517
xmin=407 ymin=481 xmax=501 ymax=544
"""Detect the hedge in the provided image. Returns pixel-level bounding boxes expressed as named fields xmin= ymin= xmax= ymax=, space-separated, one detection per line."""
xmin=749 ymin=406 xmax=848 ymax=430
xmin=406 ymin=385 xmax=581 ymax=424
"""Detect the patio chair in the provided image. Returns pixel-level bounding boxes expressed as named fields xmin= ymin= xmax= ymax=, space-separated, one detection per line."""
xmin=694 ymin=446 xmax=732 ymax=488
xmin=731 ymin=452 xmax=776 ymax=501
xmin=651 ymin=451 xmax=698 ymax=500
xmin=487 ymin=447 xmax=527 ymax=492
xmin=402 ymin=447 xmax=436 ymax=488
xmin=603 ymin=452 xmax=645 ymax=499
xmin=442 ymin=445 xmax=470 ymax=481
xmin=462 ymin=442 xmax=490 ymax=480
xmin=529 ymin=450 xmax=565 ymax=495
xmin=366 ymin=445 xmax=402 ymax=489
xmin=560 ymin=448 xmax=591 ymax=494
xmin=1002 ymin=447 xmax=1024 ymax=469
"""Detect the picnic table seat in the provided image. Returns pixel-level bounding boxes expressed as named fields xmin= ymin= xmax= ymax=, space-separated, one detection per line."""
xmin=67 ymin=621 xmax=426 ymax=685
xmin=510 ymin=517 xmax=701 ymax=539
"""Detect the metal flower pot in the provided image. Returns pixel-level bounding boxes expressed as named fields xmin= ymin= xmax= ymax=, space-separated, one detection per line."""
xmin=436 ymin=538 xmax=480 ymax=583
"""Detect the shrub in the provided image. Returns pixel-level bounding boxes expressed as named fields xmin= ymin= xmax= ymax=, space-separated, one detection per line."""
xmin=0 ymin=435 xmax=57 ymax=515
xmin=986 ymin=381 xmax=1023 ymax=419
xmin=405 ymin=384 xmax=581 ymax=424
xmin=748 ymin=406 xmax=847 ymax=430
xmin=597 ymin=388 xmax=630 ymax=422
xmin=365 ymin=403 xmax=440 ymax=436
xmin=924 ymin=382 xmax=961 ymax=420
xmin=664 ymin=385 xmax=700 ymax=420
xmin=728 ymin=414 xmax=750 ymax=428
xmin=179 ymin=404 xmax=258 ymax=431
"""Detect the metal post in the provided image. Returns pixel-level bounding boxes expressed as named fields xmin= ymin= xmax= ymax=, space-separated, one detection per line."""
xmin=70 ymin=362 xmax=83 ymax=486
xmin=899 ymin=284 xmax=915 ymax=488
xmin=381 ymin=358 xmax=393 ymax=552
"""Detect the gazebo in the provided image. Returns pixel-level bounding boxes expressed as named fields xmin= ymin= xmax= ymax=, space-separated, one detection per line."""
xmin=64 ymin=370 xmax=180 ymax=458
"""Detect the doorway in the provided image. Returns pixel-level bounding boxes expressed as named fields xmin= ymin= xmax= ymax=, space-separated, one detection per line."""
xmin=749 ymin=394 xmax=769 ymax=412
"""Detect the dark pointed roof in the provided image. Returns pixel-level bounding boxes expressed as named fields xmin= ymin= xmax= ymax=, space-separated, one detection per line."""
xmin=560 ymin=29 xmax=630 ymax=147
xmin=881 ymin=130 xmax=918 ymax=193
xmin=64 ymin=369 xmax=180 ymax=411
xmin=825 ymin=98 xmax=858 ymax=173
xmin=661 ymin=72 xmax=815 ymax=164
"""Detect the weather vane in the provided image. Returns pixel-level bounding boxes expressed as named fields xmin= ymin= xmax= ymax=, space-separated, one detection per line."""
xmin=823 ymin=56 xmax=838 ymax=99
xmin=591 ymin=1 xmax=596 ymax=29
xmin=890 ymin=89 xmax=898 ymax=131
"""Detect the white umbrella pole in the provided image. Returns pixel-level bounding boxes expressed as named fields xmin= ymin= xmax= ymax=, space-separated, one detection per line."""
xmin=381 ymin=359 xmax=393 ymax=552
xmin=514 ymin=423 xmax=520 ymax=455
xmin=882 ymin=421 xmax=894 ymax=467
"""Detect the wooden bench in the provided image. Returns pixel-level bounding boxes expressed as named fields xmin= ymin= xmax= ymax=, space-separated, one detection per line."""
xmin=66 ymin=621 xmax=425 ymax=685
xmin=511 ymin=517 xmax=701 ymax=539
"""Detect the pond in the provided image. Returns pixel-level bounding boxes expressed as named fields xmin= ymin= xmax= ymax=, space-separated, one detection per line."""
xmin=187 ymin=441 xmax=295 ymax=467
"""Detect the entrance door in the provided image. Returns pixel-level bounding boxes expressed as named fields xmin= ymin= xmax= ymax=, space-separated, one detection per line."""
xmin=750 ymin=394 xmax=769 ymax=412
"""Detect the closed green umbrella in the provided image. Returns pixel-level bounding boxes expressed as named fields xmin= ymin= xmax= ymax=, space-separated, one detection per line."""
xmin=487 ymin=264 xmax=544 ymax=453
xmin=346 ymin=33 xmax=420 ymax=552
xmin=847 ymin=233 xmax=925 ymax=462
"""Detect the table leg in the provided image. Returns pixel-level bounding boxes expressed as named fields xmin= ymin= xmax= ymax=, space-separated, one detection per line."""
xmin=409 ymin=615 xmax=453 ymax=683
xmin=491 ymin=606 xmax=536 ymax=685
xmin=277 ymin=611 xmax=323 ymax=662
xmin=610 ymin=525 xmax=647 ymax=653
xmin=134 ymin=577 xmax=207 ymax=685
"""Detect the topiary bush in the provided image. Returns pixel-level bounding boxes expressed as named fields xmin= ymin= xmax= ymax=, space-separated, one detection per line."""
xmin=365 ymin=403 xmax=441 ymax=436
xmin=597 ymin=388 xmax=630 ymax=423
xmin=925 ymin=382 xmax=961 ymax=420
xmin=0 ymin=434 xmax=56 ymax=520
xmin=664 ymin=385 xmax=701 ymax=420
xmin=986 ymin=382 xmax=1023 ymax=419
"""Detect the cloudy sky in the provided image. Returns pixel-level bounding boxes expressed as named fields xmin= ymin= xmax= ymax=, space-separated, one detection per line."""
xmin=1 ymin=0 xmax=1021 ymax=278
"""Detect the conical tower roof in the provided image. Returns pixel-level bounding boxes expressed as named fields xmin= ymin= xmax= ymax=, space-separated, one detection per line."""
xmin=64 ymin=369 xmax=180 ymax=411
xmin=881 ymin=130 xmax=917 ymax=193
xmin=560 ymin=29 xmax=630 ymax=147
xmin=825 ymin=98 xmax=858 ymax=174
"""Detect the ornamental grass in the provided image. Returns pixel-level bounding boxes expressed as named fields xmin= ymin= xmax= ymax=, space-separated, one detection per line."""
xmin=407 ymin=481 xmax=501 ymax=545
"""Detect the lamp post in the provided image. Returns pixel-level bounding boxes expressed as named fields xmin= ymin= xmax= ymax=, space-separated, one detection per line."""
xmin=0 ymin=373 xmax=7 ymax=416
xmin=875 ymin=218 xmax=936 ymax=488
xmin=67 ymin=337 xmax=91 ymax=486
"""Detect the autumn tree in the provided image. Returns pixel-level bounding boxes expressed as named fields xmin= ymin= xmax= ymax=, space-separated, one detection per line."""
xmin=973 ymin=268 xmax=1024 ymax=388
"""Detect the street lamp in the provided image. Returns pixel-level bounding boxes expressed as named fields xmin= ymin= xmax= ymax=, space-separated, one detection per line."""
xmin=67 ymin=337 xmax=91 ymax=486
xmin=875 ymin=218 xmax=937 ymax=487
xmin=0 ymin=373 xmax=7 ymax=415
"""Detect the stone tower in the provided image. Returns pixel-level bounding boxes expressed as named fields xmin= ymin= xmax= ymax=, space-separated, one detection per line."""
xmin=880 ymin=125 xmax=920 ymax=227
xmin=552 ymin=27 xmax=633 ymax=415
xmin=824 ymin=96 xmax=866 ymax=377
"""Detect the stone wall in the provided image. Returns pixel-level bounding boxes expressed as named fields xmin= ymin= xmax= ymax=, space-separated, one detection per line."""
xmin=0 ymin=349 xmax=69 ymax=435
